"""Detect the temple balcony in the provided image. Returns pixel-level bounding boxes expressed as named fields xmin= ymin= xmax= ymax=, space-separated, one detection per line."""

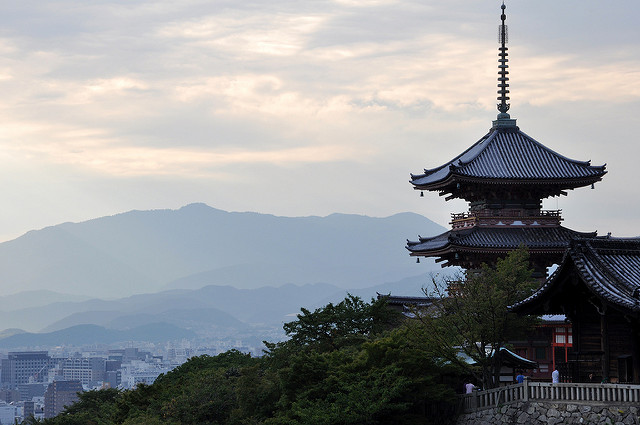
xmin=450 ymin=209 xmax=562 ymax=229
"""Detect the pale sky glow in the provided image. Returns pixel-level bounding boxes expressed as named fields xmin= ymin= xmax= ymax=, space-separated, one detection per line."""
xmin=0 ymin=0 xmax=638 ymax=241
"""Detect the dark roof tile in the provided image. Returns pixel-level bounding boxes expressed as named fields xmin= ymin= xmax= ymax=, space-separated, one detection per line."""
xmin=511 ymin=237 xmax=640 ymax=313
xmin=407 ymin=227 xmax=595 ymax=253
xmin=411 ymin=128 xmax=606 ymax=188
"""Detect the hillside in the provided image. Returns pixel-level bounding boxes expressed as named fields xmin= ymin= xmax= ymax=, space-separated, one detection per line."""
xmin=0 ymin=204 xmax=445 ymax=298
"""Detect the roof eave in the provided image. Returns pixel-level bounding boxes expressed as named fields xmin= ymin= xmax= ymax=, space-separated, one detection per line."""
xmin=411 ymin=174 xmax=607 ymax=192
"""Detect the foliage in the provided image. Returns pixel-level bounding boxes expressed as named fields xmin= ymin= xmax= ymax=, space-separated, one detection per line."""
xmin=279 ymin=293 xmax=400 ymax=351
xmin=35 ymin=296 xmax=460 ymax=425
xmin=419 ymin=247 xmax=539 ymax=389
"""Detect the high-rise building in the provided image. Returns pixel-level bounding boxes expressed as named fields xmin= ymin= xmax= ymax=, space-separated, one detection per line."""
xmin=61 ymin=357 xmax=105 ymax=387
xmin=0 ymin=352 xmax=52 ymax=389
xmin=104 ymin=359 xmax=122 ymax=388
xmin=44 ymin=380 xmax=83 ymax=419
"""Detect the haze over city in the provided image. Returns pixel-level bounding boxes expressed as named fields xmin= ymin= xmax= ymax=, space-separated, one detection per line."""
xmin=0 ymin=0 xmax=637 ymax=243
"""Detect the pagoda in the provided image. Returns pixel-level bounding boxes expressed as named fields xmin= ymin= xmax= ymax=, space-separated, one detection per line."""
xmin=406 ymin=3 xmax=606 ymax=278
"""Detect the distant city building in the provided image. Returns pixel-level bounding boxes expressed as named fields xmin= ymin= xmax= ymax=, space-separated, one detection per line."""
xmin=61 ymin=357 xmax=105 ymax=387
xmin=0 ymin=402 xmax=19 ymax=425
xmin=1 ymin=352 xmax=52 ymax=389
xmin=17 ymin=383 xmax=47 ymax=401
xmin=119 ymin=359 xmax=170 ymax=389
xmin=23 ymin=401 xmax=35 ymax=420
xmin=125 ymin=370 xmax=165 ymax=388
xmin=44 ymin=380 xmax=83 ymax=419
xmin=108 ymin=348 xmax=152 ymax=363
xmin=0 ymin=389 xmax=19 ymax=403
xmin=104 ymin=360 xmax=122 ymax=389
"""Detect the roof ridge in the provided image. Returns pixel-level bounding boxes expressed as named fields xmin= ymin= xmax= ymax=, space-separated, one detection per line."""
xmin=410 ymin=130 xmax=496 ymax=179
xmin=569 ymin=240 xmax=640 ymax=310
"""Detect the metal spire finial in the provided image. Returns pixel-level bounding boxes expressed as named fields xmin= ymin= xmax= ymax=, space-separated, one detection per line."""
xmin=497 ymin=2 xmax=510 ymax=118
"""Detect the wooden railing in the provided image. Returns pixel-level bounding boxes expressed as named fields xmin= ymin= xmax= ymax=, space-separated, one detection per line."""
xmin=460 ymin=380 xmax=640 ymax=413
xmin=449 ymin=209 xmax=563 ymax=229
xmin=450 ymin=209 xmax=562 ymax=220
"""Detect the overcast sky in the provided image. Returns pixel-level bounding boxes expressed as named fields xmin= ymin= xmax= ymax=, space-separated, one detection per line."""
xmin=0 ymin=0 xmax=638 ymax=242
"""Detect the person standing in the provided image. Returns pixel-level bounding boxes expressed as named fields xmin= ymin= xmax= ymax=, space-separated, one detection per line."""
xmin=552 ymin=368 xmax=560 ymax=383
xmin=516 ymin=372 xmax=525 ymax=384
xmin=465 ymin=382 xmax=475 ymax=394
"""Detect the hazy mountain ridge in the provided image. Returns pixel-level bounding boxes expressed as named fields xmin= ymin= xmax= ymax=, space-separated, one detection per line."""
xmin=0 ymin=290 xmax=90 ymax=311
xmin=0 ymin=274 xmax=438 ymax=348
xmin=0 ymin=204 xmax=445 ymax=298
xmin=0 ymin=323 xmax=197 ymax=349
xmin=0 ymin=205 xmax=446 ymax=348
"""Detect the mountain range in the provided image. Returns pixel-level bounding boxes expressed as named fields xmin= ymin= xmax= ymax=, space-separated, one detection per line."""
xmin=0 ymin=204 xmax=447 ymax=348
xmin=0 ymin=203 xmax=444 ymax=298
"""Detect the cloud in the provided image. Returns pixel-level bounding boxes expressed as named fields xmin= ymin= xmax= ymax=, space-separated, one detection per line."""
xmin=515 ymin=55 xmax=640 ymax=106
xmin=159 ymin=13 xmax=328 ymax=57
xmin=0 ymin=0 xmax=638 ymax=240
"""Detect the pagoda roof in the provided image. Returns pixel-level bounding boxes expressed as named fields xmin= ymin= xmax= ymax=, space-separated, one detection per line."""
xmin=376 ymin=293 xmax=435 ymax=307
xmin=511 ymin=237 xmax=640 ymax=316
xmin=407 ymin=226 xmax=597 ymax=256
xmin=410 ymin=127 xmax=606 ymax=192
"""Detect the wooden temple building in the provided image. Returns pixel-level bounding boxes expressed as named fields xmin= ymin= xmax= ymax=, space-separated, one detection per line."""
xmin=512 ymin=238 xmax=640 ymax=383
xmin=406 ymin=3 xmax=606 ymax=278
xmin=403 ymin=4 xmax=640 ymax=384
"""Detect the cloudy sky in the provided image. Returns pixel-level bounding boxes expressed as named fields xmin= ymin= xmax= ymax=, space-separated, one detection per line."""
xmin=0 ymin=0 xmax=638 ymax=242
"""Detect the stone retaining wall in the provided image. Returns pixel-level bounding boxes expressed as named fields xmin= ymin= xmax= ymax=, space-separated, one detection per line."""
xmin=457 ymin=401 xmax=640 ymax=425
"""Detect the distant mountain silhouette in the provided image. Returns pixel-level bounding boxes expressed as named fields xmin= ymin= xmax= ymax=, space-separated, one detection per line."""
xmin=0 ymin=204 xmax=445 ymax=298
xmin=0 ymin=323 xmax=196 ymax=349
xmin=0 ymin=290 xmax=90 ymax=311
xmin=0 ymin=274 xmax=445 ymax=347
xmin=37 ymin=283 xmax=348 ymax=333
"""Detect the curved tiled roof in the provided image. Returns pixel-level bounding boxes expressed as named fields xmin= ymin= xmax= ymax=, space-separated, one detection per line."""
xmin=407 ymin=226 xmax=596 ymax=254
xmin=376 ymin=293 xmax=435 ymax=307
xmin=511 ymin=237 xmax=640 ymax=314
xmin=410 ymin=128 xmax=606 ymax=189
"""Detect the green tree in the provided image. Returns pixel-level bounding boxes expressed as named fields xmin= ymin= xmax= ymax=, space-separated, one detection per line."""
xmin=264 ymin=295 xmax=457 ymax=425
xmin=419 ymin=247 xmax=538 ymax=389
xmin=277 ymin=294 xmax=400 ymax=352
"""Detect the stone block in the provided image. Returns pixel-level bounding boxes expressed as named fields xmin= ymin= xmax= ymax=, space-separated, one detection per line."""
xmin=548 ymin=408 xmax=560 ymax=418
xmin=580 ymin=405 xmax=593 ymax=414
xmin=567 ymin=404 xmax=578 ymax=412
xmin=515 ymin=412 xmax=528 ymax=423
xmin=586 ymin=413 xmax=599 ymax=423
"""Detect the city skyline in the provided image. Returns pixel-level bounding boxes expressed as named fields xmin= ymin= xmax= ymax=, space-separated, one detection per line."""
xmin=0 ymin=0 xmax=638 ymax=241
